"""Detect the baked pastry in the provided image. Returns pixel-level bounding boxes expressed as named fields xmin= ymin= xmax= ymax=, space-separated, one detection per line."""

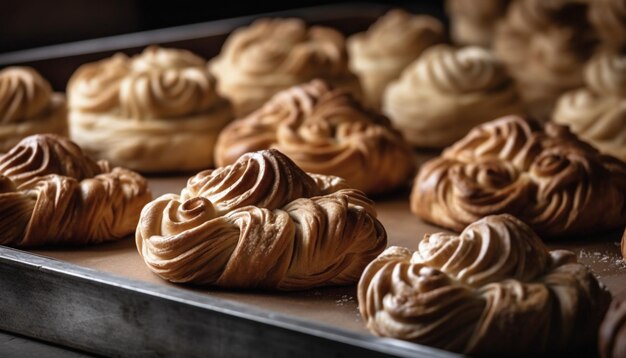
xmin=493 ymin=0 xmax=598 ymax=121
xmin=210 ymin=18 xmax=362 ymax=116
xmin=411 ymin=115 xmax=626 ymax=238
xmin=589 ymin=0 xmax=626 ymax=52
xmin=623 ymin=228 xmax=626 ymax=260
xmin=215 ymin=79 xmax=414 ymax=195
xmin=136 ymin=149 xmax=387 ymax=290
xmin=0 ymin=134 xmax=151 ymax=247
xmin=68 ymin=46 xmax=233 ymax=173
xmin=446 ymin=0 xmax=511 ymax=47
xmin=0 ymin=67 xmax=67 ymax=152
xmin=358 ymin=214 xmax=611 ymax=354
xmin=347 ymin=9 xmax=445 ymax=109
xmin=553 ymin=52 xmax=626 ymax=162
xmin=383 ymin=44 xmax=523 ymax=148
xmin=599 ymin=290 xmax=626 ymax=358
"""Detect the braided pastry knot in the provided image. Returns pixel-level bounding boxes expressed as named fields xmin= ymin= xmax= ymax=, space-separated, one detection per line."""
xmin=411 ymin=115 xmax=626 ymax=237
xmin=215 ymin=79 xmax=415 ymax=195
xmin=358 ymin=214 xmax=611 ymax=355
xmin=0 ymin=134 xmax=151 ymax=247
xmin=136 ymin=149 xmax=387 ymax=290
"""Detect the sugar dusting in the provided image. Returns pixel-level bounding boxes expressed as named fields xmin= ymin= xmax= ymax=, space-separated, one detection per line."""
xmin=577 ymin=242 xmax=626 ymax=274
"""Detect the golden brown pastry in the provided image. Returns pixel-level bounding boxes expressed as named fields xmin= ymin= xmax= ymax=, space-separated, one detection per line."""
xmin=0 ymin=134 xmax=151 ymax=247
xmin=493 ymin=0 xmax=598 ymax=121
xmin=347 ymin=9 xmax=445 ymax=109
xmin=136 ymin=149 xmax=387 ymax=290
xmin=68 ymin=46 xmax=233 ymax=173
xmin=589 ymin=0 xmax=626 ymax=52
xmin=553 ymin=52 xmax=626 ymax=162
xmin=599 ymin=290 xmax=626 ymax=358
xmin=446 ymin=0 xmax=511 ymax=47
xmin=214 ymin=79 xmax=414 ymax=195
xmin=383 ymin=44 xmax=523 ymax=148
xmin=411 ymin=115 xmax=626 ymax=238
xmin=0 ymin=67 xmax=67 ymax=152
xmin=358 ymin=214 xmax=611 ymax=355
xmin=210 ymin=18 xmax=361 ymax=116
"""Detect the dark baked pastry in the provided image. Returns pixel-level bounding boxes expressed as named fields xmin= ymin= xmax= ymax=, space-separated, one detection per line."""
xmin=136 ymin=149 xmax=387 ymax=290
xmin=358 ymin=214 xmax=611 ymax=354
xmin=411 ymin=115 xmax=626 ymax=237
xmin=599 ymin=290 xmax=626 ymax=358
xmin=0 ymin=134 xmax=151 ymax=247
xmin=215 ymin=79 xmax=415 ymax=195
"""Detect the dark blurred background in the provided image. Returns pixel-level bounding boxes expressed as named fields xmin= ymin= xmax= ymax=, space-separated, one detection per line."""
xmin=0 ymin=0 xmax=444 ymax=53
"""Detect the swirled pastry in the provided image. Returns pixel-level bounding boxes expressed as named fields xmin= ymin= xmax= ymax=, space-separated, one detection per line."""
xmin=0 ymin=67 xmax=67 ymax=152
xmin=493 ymin=0 xmax=598 ymax=120
xmin=553 ymin=53 xmax=626 ymax=162
xmin=136 ymin=149 xmax=387 ymax=290
xmin=0 ymin=134 xmax=151 ymax=247
xmin=347 ymin=9 xmax=445 ymax=109
xmin=68 ymin=46 xmax=233 ymax=172
xmin=411 ymin=115 xmax=626 ymax=238
xmin=210 ymin=18 xmax=361 ymax=116
xmin=589 ymin=0 xmax=626 ymax=52
xmin=214 ymin=79 xmax=414 ymax=195
xmin=600 ymin=290 xmax=626 ymax=358
xmin=383 ymin=44 xmax=523 ymax=148
xmin=358 ymin=214 xmax=611 ymax=354
xmin=446 ymin=0 xmax=511 ymax=47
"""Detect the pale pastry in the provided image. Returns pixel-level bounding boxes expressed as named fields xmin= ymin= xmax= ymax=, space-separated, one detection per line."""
xmin=411 ymin=115 xmax=626 ymax=238
xmin=214 ymin=79 xmax=415 ymax=195
xmin=446 ymin=0 xmax=511 ymax=47
xmin=553 ymin=52 xmax=626 ymax=162
xmin=0 ymin=134 xmax=151 ymax=247
xmin=493 ymin=0 xmax=598 ymax=121
xmin=589 ymin=0 xmax=626 ymax=52
xmin=0 ymin=67 xmax=67 ymax=152
xmin=347 ymin=9 xmax=445 ymax=109
xmin=210 ymin=18 xmax=362 ymax=116
xmin=68 ymin=46 xmax=233 ymax=173
xmin=599 ymin=290 xmax=626 ymax=358
xmin=136 ymin=149 xmax=387 ymax=290
xmin=383 ymin=44 xmax=523 ymax=148
xmin=358 ymin=214 xmax=611 ymax=354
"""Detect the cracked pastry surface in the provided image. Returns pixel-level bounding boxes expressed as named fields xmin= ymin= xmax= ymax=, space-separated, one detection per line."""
xmin=0 ymin=134 xmax=151 ymax=247
xmin=347 ymin=9 xmax=445 ymax=109
xmin=215 ymin=79 xmax=414 ymax=195
xmin=383 ymin=44 xmax=523 ymax=148
xmin=553 ymin=52 xmax=626 ymax=162
xmin=493 ymin=0 xmax=598 ymax=120
xmin=210 ymin=18 xmax=361 ymax=116
xmin=0 ymin=67 xmax=67 ymax=152
xmin=358 ymin=214 xmax=611 ymax=354
xmin=411 ymin=115 xmax=626 ymax=238
xmin=136 ymin=149 xmax=387 ymax=290
xmin=67 ymin=46 xmax=232 ymax=172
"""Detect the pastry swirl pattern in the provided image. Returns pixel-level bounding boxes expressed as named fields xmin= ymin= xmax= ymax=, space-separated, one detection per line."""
xmin=67 ymin=46 xmax=232 ymax=172
xmin=493 ymin=0 xmax=598 ymax=120
xmin=0 ymin=134 xmax=151 ymax=247
xmin=383 ymin=45 xmax=523 ymax=148
xmin=136 ymin=149 xmax=387 ymax=290
xmin=215 ymin=79 xmax=414 ymax=195
xmin=358 ymin=214 xmax=611 ymax=354
xmin=411 ymin=115 xmax=626 ymax=237
xmin=0 ymin=67 xmax=67 ymax=152
xmin=347 ymin=9 xmax=445 ymax=108
xmin=210 ymin=18 xmax=361 ymax=116
xmin=554 ymin=52 xmax=626 ymax=162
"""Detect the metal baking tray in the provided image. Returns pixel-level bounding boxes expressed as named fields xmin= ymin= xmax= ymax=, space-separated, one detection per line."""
xmin=0 ymin=3 xmax=624 ymax=357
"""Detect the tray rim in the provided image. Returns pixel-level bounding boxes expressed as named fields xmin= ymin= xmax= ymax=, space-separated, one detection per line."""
xmin=0 ymin=245 xmax=459 ymax=357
